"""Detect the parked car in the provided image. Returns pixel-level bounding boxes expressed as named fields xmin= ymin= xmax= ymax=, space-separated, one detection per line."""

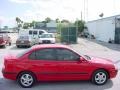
xmin=39 ymin=33 xmax=55 ymax=44
xmin=0 ymin=34 xmax=11 ymax=48
xmin=2 ymin=44 xmax=118 ymax=88
xmin=16 ymin=35 xmax=37 ymax=48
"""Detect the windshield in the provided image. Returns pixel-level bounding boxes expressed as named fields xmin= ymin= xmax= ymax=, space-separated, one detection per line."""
xmin=16 ymin=48 xmax=31 ymax=58
xmin=41 ymin=34 xmax=53 ymax=38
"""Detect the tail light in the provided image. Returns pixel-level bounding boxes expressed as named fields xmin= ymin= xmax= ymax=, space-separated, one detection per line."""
xmin=16 ymin=40 xmax=20 ymax=43
xmin=26 ymin=40 xmax=30 ymax=43
xmin=0 ymin=39 xmax=5 ymax=43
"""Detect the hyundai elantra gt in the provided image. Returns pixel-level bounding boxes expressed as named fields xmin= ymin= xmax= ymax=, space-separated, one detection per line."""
xmin=2 ymin=44 xmax=118 ymax=88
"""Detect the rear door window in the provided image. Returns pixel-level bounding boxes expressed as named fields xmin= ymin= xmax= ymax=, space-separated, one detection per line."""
xmin=39 ymin=31 xmax=44 ymax=35
xmin=33 ymin=31 xmax=37 ymax=35
xmin=29 ymin=48 xmax=56 ymax=60
xmin=29 ymin=31 xmax=32 ymax=35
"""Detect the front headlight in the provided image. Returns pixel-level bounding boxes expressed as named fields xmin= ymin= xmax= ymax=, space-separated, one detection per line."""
xmin=51 ymin=39 xmax=55 ymax=43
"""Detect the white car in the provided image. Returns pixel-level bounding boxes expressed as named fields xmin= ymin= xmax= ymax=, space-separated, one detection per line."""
xmin=39 ymin=33 xmax=55 ymax=44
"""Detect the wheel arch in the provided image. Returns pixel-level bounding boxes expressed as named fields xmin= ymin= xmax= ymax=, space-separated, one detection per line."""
xmin=16 ymin=70 xmax=37 ymax=81
xmin=91 ymin=68 xmax=110 ymax=79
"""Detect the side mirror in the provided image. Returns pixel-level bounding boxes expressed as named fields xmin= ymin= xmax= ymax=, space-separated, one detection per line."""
xmin=80 ymin=57 xmax=87 ymax=62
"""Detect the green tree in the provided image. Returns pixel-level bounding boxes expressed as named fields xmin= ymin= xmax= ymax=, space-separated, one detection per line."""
xmin=41 ymin=21 xmax=46 ymax=23
xmin=23 ymin=23 xmax=30 ymax=29
xmin=29 ymin=21 xmax=36 ymax=28
xmin=45 ymin=17 xmax=51 ymax=23
xmin=15 ymin=17 xmax=23 ymax=32
xmin=55 ymin=18 xmax=60 ymax=23
xmin=61 ymin=19 xmax=69 ymax=23
xmin=74 ymin=20 xmax=85 ymax=33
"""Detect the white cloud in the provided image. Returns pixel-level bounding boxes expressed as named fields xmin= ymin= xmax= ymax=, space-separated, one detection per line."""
xmin=9 ymin=0 xmax=84 ymax=21
xmin=8 ymin=0 xmax=120 ymax=23
xmin=9 ymin=0 xmax=29 ymax=3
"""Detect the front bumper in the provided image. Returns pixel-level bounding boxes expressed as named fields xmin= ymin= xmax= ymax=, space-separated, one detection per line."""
xmin=109 ymin=69 xmax=118 ymax=78
xmin=16 ymin=43 xmax=31 ymax=46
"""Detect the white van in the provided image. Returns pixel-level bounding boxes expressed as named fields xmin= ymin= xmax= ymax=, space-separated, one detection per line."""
xmin=28 ymin=29 xmax=48 ymax=38
xmin=19 ymin=29 xmax=48 ymax=44
xmin=19 ymin=29 xmax=48 ymax=38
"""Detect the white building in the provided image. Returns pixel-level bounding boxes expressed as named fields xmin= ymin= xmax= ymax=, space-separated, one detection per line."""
xmin=86 ymin=15 xmax=120 ymax=44
xmin=46 ymin=20 xmax=57 ymax=27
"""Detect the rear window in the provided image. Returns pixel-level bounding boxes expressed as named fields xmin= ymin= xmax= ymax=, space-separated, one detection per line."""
xmin=18 ymin=36 xmax=29 ymax=40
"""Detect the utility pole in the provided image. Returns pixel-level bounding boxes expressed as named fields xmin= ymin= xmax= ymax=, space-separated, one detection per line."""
xmin=84 ymin=0 xmax=88 ymax=21
xmin=81 ymin=11 xmax=83 ymax=21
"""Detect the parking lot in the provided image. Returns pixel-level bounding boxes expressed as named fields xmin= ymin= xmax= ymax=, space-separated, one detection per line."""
xmin=0 ymin=38 xmax=120 ymax=90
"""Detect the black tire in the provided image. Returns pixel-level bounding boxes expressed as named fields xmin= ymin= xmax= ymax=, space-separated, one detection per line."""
xmin=3 ymin=45 xmax=6 ymax=48
xmin=17 ymin=72 xmax=36 ymax=88
xmin=9 ymin=42 xmax=11 ymax=46
xmin=91 ymin=69 xmax=108 ymax=85
xmin=17 ymin=45 xmax=20 ymax=48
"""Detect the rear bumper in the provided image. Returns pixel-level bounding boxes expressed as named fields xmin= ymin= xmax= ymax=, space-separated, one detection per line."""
xmin=2 ymin=68 xmax=17 ymax=80
xmin=16 ymin=43 xmax=31 ymax=46
xmin=0 ymin=43 xmax=6 ymax=46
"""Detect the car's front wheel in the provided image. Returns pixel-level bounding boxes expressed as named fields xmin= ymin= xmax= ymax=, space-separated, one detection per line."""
xmin=17 ymin=72 xmax=36 ymax=88
xmin=91 ymin=70 xmax=109 ymax=85
xmin=3 ymin=44 xmax=6 ymax=48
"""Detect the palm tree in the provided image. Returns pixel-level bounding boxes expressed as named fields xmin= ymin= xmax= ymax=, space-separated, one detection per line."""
xmin=16 ymin=17 xmax=23 ymax=32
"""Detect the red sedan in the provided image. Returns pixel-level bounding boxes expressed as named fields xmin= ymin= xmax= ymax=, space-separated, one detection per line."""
xmin=2 ymin=44 xmax=118 ymax=88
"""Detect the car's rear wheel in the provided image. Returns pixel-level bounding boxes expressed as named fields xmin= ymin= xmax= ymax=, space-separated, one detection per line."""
xmin=17 ymin=72 xmax=36 ymax=88
xmin=91 ymin=70 xmax=108 ymax=85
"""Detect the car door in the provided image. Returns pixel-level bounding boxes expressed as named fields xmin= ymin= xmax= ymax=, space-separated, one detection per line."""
xmin=55 ymin=48 xmax=92 ymax=80
xmin=28 ymin=48 xmax=60 ymax=81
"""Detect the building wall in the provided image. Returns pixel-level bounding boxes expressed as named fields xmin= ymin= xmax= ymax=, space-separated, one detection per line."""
xmin=86 ymin=17 xmax=115 ymax=42
xmin=46 ymin=21 xmax=57 ymax=27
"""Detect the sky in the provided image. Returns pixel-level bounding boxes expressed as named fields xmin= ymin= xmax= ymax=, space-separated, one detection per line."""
xmin=0 ymin=0 xmax=120 ymax=28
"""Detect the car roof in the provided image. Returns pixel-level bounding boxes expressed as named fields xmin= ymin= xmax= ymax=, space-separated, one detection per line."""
xmin=32 ymin=44 xmax=71 ymax=50
xmin=19 ymin=35 xmax=29 ymax=37
xmin=42 ymin=33 xmax=53 ymax=35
